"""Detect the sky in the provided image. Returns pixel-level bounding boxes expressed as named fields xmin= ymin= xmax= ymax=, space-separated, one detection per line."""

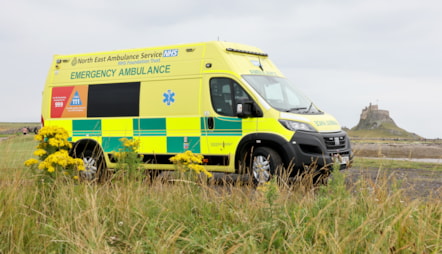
xmin=1 ymin=0 xmax=441 ymax=139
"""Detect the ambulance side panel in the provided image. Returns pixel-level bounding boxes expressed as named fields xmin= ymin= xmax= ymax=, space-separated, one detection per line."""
xmin=135 ymin=78 xmax=203 ymax=168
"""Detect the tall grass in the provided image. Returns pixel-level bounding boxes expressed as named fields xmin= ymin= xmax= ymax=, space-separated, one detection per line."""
xmin=0 ymin=136 xmax=441 ymax=253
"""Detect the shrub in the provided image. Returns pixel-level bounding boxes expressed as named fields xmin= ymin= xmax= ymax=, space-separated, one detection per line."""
xmin=112 ymin=137 xmax=143 ymax=180
xmin=169 ymin=150 xmax=212 ymax=178
xmin=24 ymin=126 xmax=84 ymax=181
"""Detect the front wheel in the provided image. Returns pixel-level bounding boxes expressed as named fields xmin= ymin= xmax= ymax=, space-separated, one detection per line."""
xmin=251 ymin=147 xmax=282 ymax=184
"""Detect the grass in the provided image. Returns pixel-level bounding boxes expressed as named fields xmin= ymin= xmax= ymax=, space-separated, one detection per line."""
xmin=0 ymin=122 xmax=40 ymax=137
xmin=0 ymin=135 xmax=38 ymax=172
xmin=353 ymin=157 xmax=442 ymax=171
xmin=0 ymin=135 xmax=441 ymax=253
xmin=0 ymin=122 xmax=39 ymax=131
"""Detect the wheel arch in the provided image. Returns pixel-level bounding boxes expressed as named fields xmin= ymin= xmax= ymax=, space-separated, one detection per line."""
xmin=234 ymin=133 xmax=293 ymax=173
xmin=70 ymin=139 xmax=105 ymax=163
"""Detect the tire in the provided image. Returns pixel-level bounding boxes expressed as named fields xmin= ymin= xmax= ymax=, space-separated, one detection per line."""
xmin=78 ymin=147 xmax=107 ymax=182
xmin=251 ymin=147 xmax=282 ymax=184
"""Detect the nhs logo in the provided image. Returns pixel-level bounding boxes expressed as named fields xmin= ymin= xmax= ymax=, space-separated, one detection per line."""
xmin=163 ymin=49 xmax=179 ymax=57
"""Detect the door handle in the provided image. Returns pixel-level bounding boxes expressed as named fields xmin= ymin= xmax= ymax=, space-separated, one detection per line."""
xmin=207 ymin=117 xmax=214 ymax=129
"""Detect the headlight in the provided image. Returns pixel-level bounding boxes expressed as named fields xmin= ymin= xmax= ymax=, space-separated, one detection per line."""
xmin=279 ymin=120 xmax=316 ymax=132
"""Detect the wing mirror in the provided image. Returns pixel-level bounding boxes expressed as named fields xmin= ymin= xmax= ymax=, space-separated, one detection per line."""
xmin=236 ymin=101 xmax=262 ymax=118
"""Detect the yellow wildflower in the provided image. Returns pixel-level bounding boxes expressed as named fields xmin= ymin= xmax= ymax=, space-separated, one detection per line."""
xmin=38 ymin=161 xmax=47 ymax=170
xmin=33 ymin=149 xmax=47 ymax=157
xmin=169 ymin=151 xmax=212 ymax=178
xmin=34 ymin=134 xmax=43 ymax=141
xmin=24 ymin=158 xmax=39 ymax=166
xmin=48 ymin=138 xmax=63 ymax=147
xmin=47 ymin=166 xmax=55 ymax=173
xmin=113 ymin=151 xmax=122 ymax=160
xmin=25 ymin=126 xmax=92 ymax=179
xmin=120 ymin=137 xmax=140 ymax=152
xmin=71 ymin=158 xmax=84 ymax=171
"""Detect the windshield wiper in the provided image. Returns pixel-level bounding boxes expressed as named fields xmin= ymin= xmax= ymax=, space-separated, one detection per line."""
xmin=286 ymin=104 xmax=317 ymax=113
xmin=306 ymin=102 xmax=313 ymax=113
xmin=286 ymin=107 xmax=307 ymax=112
xmin=305 ymin=103 xmax=323 ymax=114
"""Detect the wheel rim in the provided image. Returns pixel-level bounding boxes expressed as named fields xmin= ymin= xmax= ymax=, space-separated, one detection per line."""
xmin=80 ymin=156 xmax=98 ymax=180
xmin=252 ymin=155 xmax=271 ymax=183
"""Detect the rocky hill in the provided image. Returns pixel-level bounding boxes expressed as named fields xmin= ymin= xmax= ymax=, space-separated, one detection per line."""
xmin=348 ymin=103 xmax=421 ymax=139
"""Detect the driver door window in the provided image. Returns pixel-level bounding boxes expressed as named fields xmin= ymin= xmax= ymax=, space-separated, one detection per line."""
xmin=210 ymin=78 xmax=252 ymax=116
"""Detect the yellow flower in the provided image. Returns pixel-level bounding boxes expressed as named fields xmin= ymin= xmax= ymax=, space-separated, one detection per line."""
xmin=74 ymin=158 xmax=85 ymax=171
xmin=38 ymin=161 xmax=48 ymax=170
xmin=33 ymin=149 xmax=47 ymax=157
xmin=57 ymin=158 xmax=68 ymax=168
xmin=24 ymin=158 xmax=39 ymax=166
xmin=169 ymin=151 xmax=212 ymax=178
xmin=34 ymin=134 xmax=43 ymax=141
xmin=25 ymin=126 xmax=94 ymax=179
xmin=120 ymin=137 xmax=140 ymax=152
xmin=112 ymin=151 xmax=122 ymax=160
xmin=47 ymin=166 xmax=55 ymax=173
xmin=48 ymin=138 xmax=63 ymax=147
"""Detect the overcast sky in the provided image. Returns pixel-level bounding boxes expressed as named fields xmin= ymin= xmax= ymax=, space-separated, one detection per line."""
xmin=1 ymin=0 xmax=441 ymax=138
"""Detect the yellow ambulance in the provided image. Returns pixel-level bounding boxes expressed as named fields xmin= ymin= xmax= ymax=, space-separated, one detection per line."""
xmin=41 ymin=41 xmax=352 ymax=182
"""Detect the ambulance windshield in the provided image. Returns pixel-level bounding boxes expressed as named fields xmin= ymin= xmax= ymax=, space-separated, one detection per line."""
xmin=243 ymin=75 xmax=322 ymax=114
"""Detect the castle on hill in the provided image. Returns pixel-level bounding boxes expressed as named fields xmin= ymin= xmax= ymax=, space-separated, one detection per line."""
xmin=351 ymin=103 xmax=420 ymax=139
xmin=354 ymin=103 xmax=396 ymax=130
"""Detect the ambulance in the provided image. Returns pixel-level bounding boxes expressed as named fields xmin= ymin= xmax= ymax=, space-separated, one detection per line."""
xmin=41 ymin=41 xmax=352 ymax=182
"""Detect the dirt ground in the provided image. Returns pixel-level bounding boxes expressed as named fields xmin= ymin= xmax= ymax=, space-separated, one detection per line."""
xmin=343 ymin=167 xmax=442 ymax=200
xmin=348 ymin=142 xmax=442 ymax=200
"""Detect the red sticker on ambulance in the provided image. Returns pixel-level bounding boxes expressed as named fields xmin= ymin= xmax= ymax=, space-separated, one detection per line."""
xmin=51 ymin=86 xmax=88 ymax=118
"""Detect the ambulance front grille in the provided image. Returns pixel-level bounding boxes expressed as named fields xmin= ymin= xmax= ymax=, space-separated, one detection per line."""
xmin=323 ymin=135 xmax=346 ymax=150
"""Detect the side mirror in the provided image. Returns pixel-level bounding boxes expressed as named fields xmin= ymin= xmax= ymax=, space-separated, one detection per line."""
xmin=236 ymin=102 xmax=253 ymax=118
xmin=236 ymin=101 xmax=262 ymax=118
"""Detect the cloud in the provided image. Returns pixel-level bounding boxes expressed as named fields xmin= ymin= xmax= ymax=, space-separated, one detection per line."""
xmin=269 ymin=0 xmax=442 ymax=78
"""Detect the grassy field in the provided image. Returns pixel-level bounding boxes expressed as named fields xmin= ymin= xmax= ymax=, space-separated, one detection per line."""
xmin=354 ymin=156 xmax=442 ymax=171
xmin=0 ymin=135 xmax=441 ymax=253
xmin=0 ymin=122 xmax=39 ymax=130
xmin=0 ymin=122 xmax=40 ymax=137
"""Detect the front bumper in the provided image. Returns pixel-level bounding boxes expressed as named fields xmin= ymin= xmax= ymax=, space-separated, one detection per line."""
xmin=288 ymin=130 xmax=353 ymax=170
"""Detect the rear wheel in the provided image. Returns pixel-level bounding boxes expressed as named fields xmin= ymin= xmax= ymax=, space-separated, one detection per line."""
xmin=76 ymin=146 xmax=107 ymax=182
xmin=251 ymin=147 xmax=282 ymax=184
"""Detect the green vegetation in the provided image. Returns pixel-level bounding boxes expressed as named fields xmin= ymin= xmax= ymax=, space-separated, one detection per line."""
xmin=0 ymin=136 xmax=441 ymax=253
xmin=0 ymin=122 xmax=40 ymax=137
xmin=0 ymin=122 xmax=39 ymax=131
xmin=348 ymin=122 xmax=419 ymax=139
xmin=0 ymin=135 xmax=37 ymax=171
xmin=353 ymin=157 xmax=442 ymax=171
